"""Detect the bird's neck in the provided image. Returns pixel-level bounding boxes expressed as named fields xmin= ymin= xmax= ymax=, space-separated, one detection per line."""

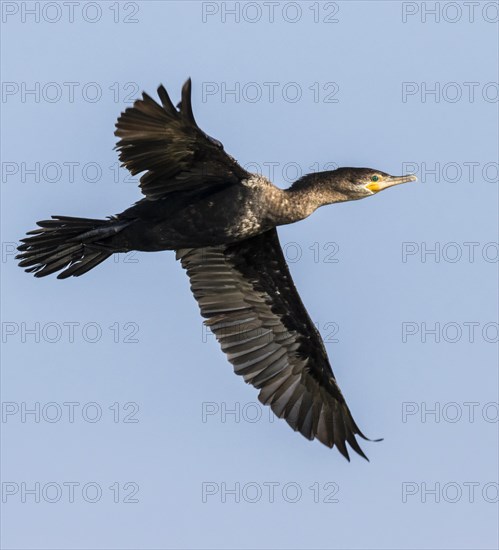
xmin=276 ymin=172 xmax=349 ymax=225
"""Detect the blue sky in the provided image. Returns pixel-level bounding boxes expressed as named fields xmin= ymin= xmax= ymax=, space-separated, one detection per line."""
xmin=1 ymin=1 xmax=498 ymax=549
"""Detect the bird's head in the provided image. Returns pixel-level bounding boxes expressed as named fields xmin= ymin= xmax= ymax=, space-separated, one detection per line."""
xmin=326 ymin=167 xmax=417 ymax=200
xmin=286 ymin=167 xmax=417 ymax=222
xmin=290 ymin=168 xmax=417 ymax=210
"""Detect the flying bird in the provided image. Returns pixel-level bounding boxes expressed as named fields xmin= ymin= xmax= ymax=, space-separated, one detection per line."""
xmin=17 ymin=79 xmax=416 ymax=460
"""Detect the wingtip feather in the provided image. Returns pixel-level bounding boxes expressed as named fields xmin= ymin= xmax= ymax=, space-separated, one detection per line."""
xmin=179 ymin=77 xmax=196 ymax=125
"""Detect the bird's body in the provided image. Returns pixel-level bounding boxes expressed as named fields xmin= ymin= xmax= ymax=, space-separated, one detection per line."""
xmin=17 ymin=79 xmax=416 ymax=460
xmin=105 ymin=175 xmax=283 ymax=251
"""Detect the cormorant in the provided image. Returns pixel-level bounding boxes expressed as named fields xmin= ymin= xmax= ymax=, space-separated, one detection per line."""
xmin=17 ymin=79 xmax=416 ymax=460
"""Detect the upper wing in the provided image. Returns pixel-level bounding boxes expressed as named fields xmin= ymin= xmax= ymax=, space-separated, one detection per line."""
xmin=115 ymin=79 xmax=249 ymax=200
xmin=177 ymin=229 xmax=377 ymax=460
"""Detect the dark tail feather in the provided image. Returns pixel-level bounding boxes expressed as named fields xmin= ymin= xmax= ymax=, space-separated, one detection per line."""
xmin=17 ymin=215 xmax=128 ymax=279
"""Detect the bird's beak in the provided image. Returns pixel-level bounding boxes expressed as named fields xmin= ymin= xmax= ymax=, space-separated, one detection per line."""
xmin=365 ymin=174 xmax=417 ymax=193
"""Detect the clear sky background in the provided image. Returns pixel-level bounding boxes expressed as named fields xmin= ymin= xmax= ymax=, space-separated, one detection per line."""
xmin=1 ymin=1 xmax=498 ymax=549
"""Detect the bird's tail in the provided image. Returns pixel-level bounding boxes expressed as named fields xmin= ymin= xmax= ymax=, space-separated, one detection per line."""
xmin=17 ymin=215 xmax=129 ymax=279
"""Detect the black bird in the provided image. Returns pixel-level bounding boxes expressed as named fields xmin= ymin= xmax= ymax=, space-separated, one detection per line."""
xmin=17 ymin=79 xmax=416 ymax=460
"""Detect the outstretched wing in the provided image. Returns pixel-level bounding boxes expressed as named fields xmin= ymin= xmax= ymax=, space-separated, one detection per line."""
xmin=177 ymin=229 xmax=377 ymax=460
xmin=115 ymin=79 xmax=249 ymax=200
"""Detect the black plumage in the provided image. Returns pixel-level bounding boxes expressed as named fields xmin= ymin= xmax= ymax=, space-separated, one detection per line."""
xmin=178 ymin=229 xmax=371 ymax=460
xmin=17 ymin=79 xmax=416 ymax=459
xmin=115 ymin=79 xmax=247 ymax=199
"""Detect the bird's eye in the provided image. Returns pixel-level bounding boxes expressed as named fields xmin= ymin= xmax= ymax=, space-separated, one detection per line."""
xmin=370 ymin=175 xmax=379 ymax=182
